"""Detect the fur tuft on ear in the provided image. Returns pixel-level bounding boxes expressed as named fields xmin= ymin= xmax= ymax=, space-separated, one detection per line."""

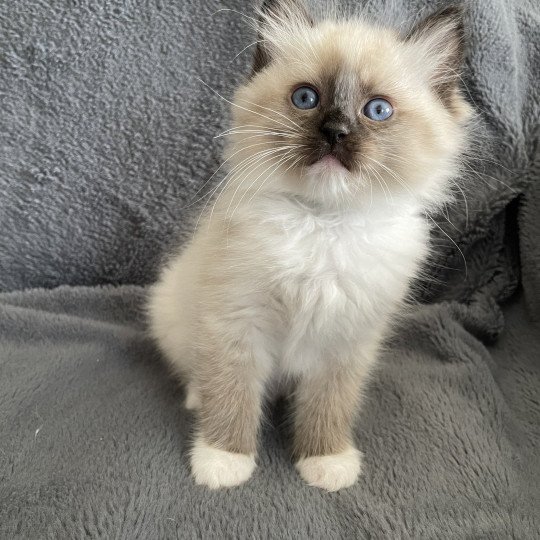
xmin=251 ymin=0 xmax=313 ymax=76
xmin=405 ymin=5 xmax=466 ymax=105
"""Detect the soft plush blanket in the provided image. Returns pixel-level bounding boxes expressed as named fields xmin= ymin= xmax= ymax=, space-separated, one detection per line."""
xmin=1 ymin=0 xmax=538 ymax=296
xmin=1 ymin=286 xmax=538 ymax=538
xmin=1 ymin=0 xmax=539 ymax=537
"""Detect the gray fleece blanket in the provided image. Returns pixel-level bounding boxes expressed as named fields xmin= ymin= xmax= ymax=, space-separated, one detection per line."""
xmin=1 ymin=287 xmax=539 ymax=538
xmin=1 ymin=0 xmax=539 ymax=537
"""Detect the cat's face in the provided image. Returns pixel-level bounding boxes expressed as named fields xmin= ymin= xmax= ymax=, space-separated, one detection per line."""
xmin=225 ymin=2 xmax=471 ymax=210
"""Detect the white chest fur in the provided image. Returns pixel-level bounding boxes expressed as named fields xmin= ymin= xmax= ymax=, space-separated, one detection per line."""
xmin=226 ymin=196 xmax=430 ymax=375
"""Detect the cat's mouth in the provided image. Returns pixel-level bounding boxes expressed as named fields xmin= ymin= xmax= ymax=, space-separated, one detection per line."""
xmin=316 ymin=154 xmax=345 ymax=168
xmin=309 ymin=150 xmax=351 ymax=172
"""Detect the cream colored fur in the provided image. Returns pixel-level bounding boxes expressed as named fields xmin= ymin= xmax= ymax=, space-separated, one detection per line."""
xmin=296 ymin=445 xmax=362 ymax=492
xmin=148 ymin=3 xmax=471 ymax=491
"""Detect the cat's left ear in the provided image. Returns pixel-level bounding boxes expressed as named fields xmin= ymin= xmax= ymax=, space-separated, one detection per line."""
xmin=251 ymin=0 xmax=314 ymax=76
xmin=405 ymin=5 xmax=466 ymax=103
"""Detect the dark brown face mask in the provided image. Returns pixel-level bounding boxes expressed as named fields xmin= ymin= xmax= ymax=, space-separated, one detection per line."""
xmin=286 ymin=72 xmax=371 ymax=173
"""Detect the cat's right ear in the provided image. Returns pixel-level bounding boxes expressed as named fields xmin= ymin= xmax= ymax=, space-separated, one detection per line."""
xmin=251 ymin=0 xmax=313 ymax=76
xmin=404 ymin=6 xmax=466 ymax=103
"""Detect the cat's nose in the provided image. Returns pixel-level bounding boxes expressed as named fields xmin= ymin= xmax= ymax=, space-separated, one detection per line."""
xmin=320 ymin=121 xmax=350 ymax=145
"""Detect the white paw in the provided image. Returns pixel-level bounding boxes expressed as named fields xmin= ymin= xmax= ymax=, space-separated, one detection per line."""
xmin=191 ymin=437 xmax=256 ymax=489
xmin=184 ymin=382 xmax=200 ymax=410
xmin=296 ymin=446 xmax=362 ymax=491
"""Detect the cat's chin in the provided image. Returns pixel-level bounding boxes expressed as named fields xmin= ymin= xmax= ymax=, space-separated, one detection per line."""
xmin=304 ymin=155 xmax=351 ymax=187
xmin=294 ymin=155 xmax=358 ymax=207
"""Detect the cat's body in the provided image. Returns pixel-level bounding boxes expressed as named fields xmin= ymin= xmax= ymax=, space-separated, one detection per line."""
xmin=148 ymin=1 xmax=471 ymax=491
xmin=153 ymin=194 xmax=428 ymax=379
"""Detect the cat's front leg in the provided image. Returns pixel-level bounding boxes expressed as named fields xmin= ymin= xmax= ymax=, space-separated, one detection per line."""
xmin=190 ymin=337 xmax=269 ymax=489
xmin=292 ymin=355 xmax=373 ymax=491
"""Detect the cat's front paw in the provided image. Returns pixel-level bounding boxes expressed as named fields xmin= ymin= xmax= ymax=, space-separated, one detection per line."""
xmin=191 ymin=437 xmax=256 ymax=489
xmin=296 ymin=446 xmax=362 ymax=491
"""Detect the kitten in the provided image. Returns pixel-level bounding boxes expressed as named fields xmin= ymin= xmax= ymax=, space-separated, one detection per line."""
xmin=148 ymin=0 xmax=471 ymax=491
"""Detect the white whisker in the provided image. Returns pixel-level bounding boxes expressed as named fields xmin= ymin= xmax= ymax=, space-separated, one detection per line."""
xmin=236 ymin=98 xmax=303 ymax=131
xmin=230 ymin=40 xmax=264 ymax=63
xmin=227 ymin=149 xmax=298 ymax=225
xmin=224 ymin=146 xmax=301 ymax=222
xmin=197 ymin=78 xmax=301 ymax=134
xmin=425 ymin=213 xmax=468 ymax=277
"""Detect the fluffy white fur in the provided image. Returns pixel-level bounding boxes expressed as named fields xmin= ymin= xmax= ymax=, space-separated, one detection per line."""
xmin=148 ymin=3 xmax=470 ymax=490
xmin=296 ymin=445 xmax=362 ymax=492
xmin=150 ymin=193 xmax=429 ymax=377
xmin=191 ymin=437 xmax=256 ymax=489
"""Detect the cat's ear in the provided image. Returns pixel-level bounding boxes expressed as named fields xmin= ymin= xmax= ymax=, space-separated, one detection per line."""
xmin=251 ymin=0 xmax=314 ymax=76
xmin=405 ymin=5 xmax=466 ymax=103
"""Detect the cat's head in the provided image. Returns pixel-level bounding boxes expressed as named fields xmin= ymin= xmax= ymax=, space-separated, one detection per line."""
xmin=225 ymin=1 xmax=472 ymax=210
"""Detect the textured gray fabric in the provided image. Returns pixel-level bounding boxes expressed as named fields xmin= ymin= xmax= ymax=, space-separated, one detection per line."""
xmin=520 ymin=168 xmax=540 ymax=321
xmin=1 ymin=0 xmax=538 ymax=293
xmin=1 ymin=0 xmax=540 ymax=538
xmin=0 ymin=285 xmax=538 ymax=538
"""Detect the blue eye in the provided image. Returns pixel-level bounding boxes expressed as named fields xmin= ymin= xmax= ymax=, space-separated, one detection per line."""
xmin=291 ymin=86 xmax=319 ymax=109
xmin=363 ymin=98 xmax=393 ymax=121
